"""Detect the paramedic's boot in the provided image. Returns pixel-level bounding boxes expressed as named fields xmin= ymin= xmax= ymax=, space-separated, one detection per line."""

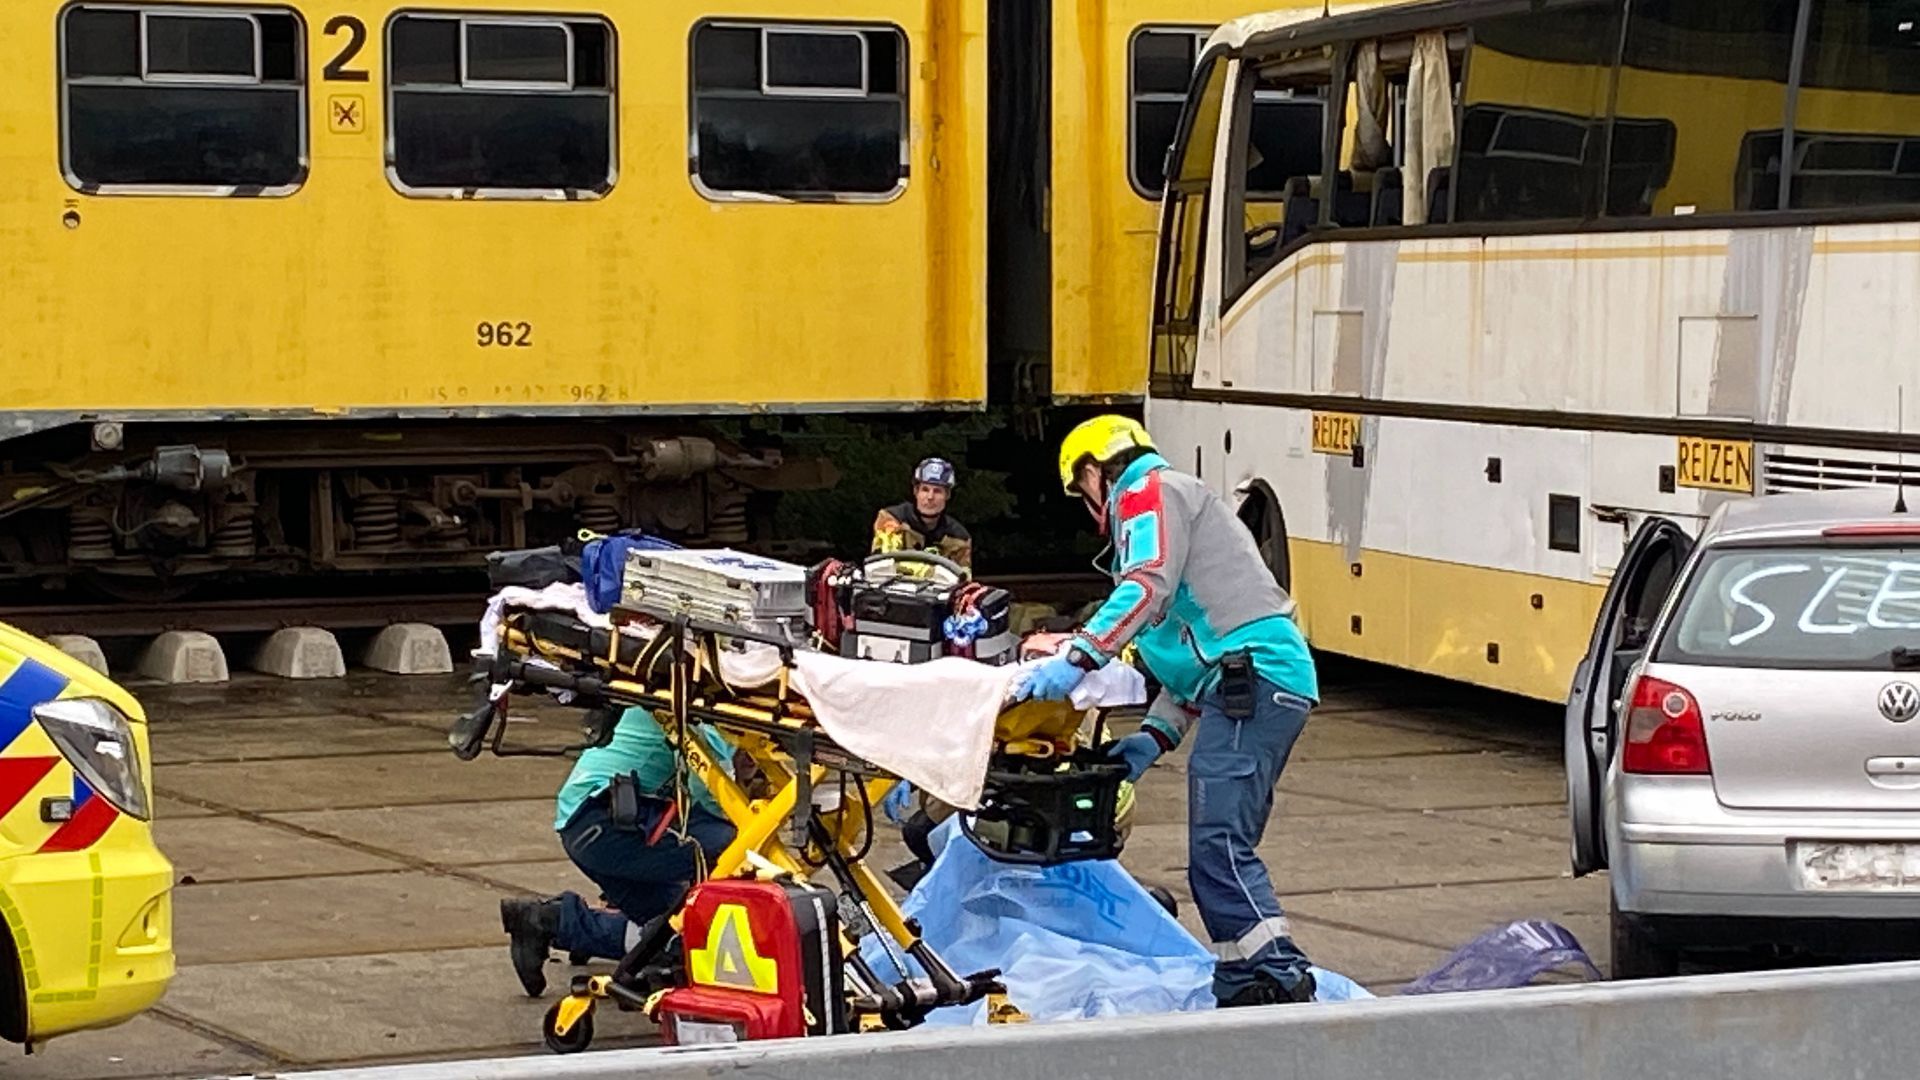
xmin=1146 ymin=885 xmax=1179 ymax=918
xmin=1219 ymin=970 xmax=1315 ymax=1008
xmin=500 ymin=896 xmax=561 ymax=997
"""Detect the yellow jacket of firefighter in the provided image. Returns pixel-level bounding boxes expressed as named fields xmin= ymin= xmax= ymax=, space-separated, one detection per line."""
xmin=871 ymin=502 xmax=973 ymax=571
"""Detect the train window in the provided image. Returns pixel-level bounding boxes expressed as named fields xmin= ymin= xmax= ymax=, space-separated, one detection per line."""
xmin=386 ymin=12 xmax=616 ymax=198
xmin=690 ymin=22 xmax=908 ymax=199
xmin=1130 ymin=27 xmax=1210 ymax=196
xmin=1788 ymin=0 xmax=1920 ymax=210
xmin=1132 ymin=26 xmax=1326 ymax=202
xmin=464 ymin=20 xmax=571 ymax=87
xmin=60 ymin=4 xmax=306 ymax=194
xmin=763 ymin=28 xmax=865 ymax=92
xmin=1611 ymin=0 xmax=1797 ymax=215
xmin=145 ymin=11 xmax=257 ymax=78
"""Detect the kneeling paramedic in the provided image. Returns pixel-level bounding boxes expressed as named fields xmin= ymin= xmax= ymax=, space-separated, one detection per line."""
xmin=1017 ymin=415 xmax=1319 ymax=1006
xmin=499 ymin=708 xmax=737 ymax=996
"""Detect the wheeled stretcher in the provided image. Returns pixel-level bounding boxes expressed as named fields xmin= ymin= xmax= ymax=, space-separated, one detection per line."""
xmin=449 ymin=595 xmax=1128 ymax=1049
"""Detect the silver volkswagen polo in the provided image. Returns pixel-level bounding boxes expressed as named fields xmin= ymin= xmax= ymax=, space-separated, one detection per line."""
xmin=1567 ymin=487 xmax=1920 ymax=977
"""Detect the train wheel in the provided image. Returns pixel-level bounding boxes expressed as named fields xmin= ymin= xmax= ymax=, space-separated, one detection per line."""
xmin=543 ymin=998 xmax=595 ymax=1054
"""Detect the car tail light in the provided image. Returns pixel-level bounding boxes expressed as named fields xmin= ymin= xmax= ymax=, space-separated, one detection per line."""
xmin=1621 ymin=675 xmax=1711 ymax=775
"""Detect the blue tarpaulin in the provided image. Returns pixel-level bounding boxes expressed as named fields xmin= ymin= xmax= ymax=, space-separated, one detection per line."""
xmin=860 ymin=817 xmax=1372 ymax=1025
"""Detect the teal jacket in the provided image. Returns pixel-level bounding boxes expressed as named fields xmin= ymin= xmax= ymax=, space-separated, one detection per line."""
xmin=553 ymin=707 xmax=734 ymax=831
xmin=1070 ymin=453 xmax=1317 ymax=746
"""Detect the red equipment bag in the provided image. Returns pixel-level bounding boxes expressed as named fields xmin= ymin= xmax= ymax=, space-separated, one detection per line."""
xmin=654 ymin=985 xmax=791 ymax=1046
xmin=656 ymin=877 xmax=846 ymax=1043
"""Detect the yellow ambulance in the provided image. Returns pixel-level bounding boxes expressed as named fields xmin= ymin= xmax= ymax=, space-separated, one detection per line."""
xmin=0 ymin=623 xmax=172 ymax=1047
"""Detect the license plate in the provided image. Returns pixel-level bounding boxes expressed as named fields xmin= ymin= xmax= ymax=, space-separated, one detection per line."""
xmin=1674 ymin=436 xmax=1753 ymax=493
xmin=1793 ymin=841 xmax=1920 ymax=891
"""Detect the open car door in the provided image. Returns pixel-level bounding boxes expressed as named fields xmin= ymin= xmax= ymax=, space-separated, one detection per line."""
xmin=1564 ymin=516 xmax=1694 ymax=876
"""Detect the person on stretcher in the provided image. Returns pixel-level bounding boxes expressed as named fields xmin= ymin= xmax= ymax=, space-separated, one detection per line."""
xmin=498 ymin=707 xmax=737 ymax=997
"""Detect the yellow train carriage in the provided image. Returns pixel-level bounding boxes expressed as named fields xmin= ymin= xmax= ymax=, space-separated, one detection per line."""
xmin=0 ymin=625 xmax=172 ymax=1046
xmin=0 ymin=0 xmax=1365 ymax=592
xmin=0 ymin=0 xmax=989 ymax=589
xmin=4 ymin=0 xmax=984 ymax=416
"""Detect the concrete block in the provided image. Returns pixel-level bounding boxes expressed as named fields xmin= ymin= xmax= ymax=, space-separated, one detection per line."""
xmin=251 ymin=627 xmax=345 ymax=680
xmin=137 ymin=631 xmax=229 ymax=684
xmin=47 ymin=634 xmax=109 ymax=676
xmin=362 ymin=623 xmax=452 ymax=675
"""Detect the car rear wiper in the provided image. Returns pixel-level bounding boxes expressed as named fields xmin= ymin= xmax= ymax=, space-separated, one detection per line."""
xmin=1891 ymin=646 xmax=1920 ymax=670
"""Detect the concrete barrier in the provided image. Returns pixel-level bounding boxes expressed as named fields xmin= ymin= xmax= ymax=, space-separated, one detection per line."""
xmin=209 ymin=960 xmax=1920 ymax=1080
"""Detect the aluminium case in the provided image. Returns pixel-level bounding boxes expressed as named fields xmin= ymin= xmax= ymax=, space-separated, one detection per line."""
xmin=620 ymin=548 xmax=809 ymax=637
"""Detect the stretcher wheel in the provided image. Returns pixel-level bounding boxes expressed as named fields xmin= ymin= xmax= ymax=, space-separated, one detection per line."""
xmin=543 ymin=999 xmax=595 ymax=1054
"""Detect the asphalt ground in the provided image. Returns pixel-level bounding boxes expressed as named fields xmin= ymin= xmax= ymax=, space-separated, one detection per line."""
xmin=17 ymin=658 xmax=1603 ymax=1079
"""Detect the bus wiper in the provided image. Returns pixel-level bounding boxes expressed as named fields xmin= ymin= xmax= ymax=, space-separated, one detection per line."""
xmin=1891 ymin=646 xmax=1920 ymax=670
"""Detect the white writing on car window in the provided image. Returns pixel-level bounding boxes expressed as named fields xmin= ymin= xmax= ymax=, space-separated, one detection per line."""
xmin=1725 ymin=560 xmax=1920 ymax=647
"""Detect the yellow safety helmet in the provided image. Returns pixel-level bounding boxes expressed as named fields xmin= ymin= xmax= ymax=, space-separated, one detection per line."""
xmin=1057 ymin=415 xmax=1156 ymax=495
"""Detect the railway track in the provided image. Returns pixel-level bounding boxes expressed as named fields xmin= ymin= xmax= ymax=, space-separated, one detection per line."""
xmin=0 ymin=573 xmax=1107 ymax=640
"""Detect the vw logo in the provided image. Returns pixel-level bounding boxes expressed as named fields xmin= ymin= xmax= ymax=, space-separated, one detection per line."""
xmin=1880 ymin=682 xmax=1920 ymax=723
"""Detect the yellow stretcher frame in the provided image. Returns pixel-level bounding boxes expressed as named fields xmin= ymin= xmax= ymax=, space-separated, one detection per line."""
xmin=466 ymin=605 xmax=1085 ymax=1048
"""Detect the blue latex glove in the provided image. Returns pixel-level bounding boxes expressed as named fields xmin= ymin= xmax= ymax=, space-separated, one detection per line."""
xmin=880 ymin=781 xmax=914 ymax=825
xmin=1017 ymin=654 xmax=1086 ymax=702
xmin=1104 ymin=731 xmax=1165 ymax=783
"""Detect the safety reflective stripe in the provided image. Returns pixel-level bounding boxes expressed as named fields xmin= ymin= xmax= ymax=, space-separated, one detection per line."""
xmin=31 ymin=853 xmax=103 ymax=1006
xmin=0 ymin=756 xmax=59 ymax=820
xmin=39 ymin=795 xmax=118 ymax=853
xmin=0 ymin=655 xmax=124 ymax=851
xmin=0 ymin=659 xmax=69 ymax=753
xmin=1208 ymin=916 xmax=1294 ymax=963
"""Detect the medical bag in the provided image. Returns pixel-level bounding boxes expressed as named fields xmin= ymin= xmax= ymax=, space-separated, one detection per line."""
xmin=653 ymin=877 xmax=847 ymax=1043
xmin=844 ymin=574 xmax=956 ymax=663
xmin=813 ymin=560 xmax=1015 ymax=665
xmin=620 ymin=547 xmax=810 ymax=637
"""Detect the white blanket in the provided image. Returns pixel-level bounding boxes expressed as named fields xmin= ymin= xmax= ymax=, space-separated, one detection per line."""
xmin=791 ymin=652 xmax=1017 ymax=811
xmin=475 ymin=583 xmax=611 ymax=656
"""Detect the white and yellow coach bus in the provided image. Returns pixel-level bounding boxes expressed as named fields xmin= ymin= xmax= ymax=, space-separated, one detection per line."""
xmin=1144 ymin=0 xmax=1920 ymax=700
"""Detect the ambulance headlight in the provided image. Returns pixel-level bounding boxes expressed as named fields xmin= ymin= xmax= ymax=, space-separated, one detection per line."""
xmin=34 ymin=698 xmax=149 ymax=821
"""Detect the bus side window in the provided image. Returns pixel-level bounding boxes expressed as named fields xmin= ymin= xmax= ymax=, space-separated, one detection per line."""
xmin=387 ymin=13 xmax=617 ymax=198
xmin=1227 ymin=64 xmax=1327 ymax=294
xmin=690 ymin=22 xmax=908 ymax=200
xmin=61 ymin=4 xmax=307 ymax=194
xmin=1611 ymin=0 xmax=1798 ymax=216
xmin=1788 ymin=0 xmax=1920 ymax=212
xmin=1453 ymin=4 xmax=1621 ymax=223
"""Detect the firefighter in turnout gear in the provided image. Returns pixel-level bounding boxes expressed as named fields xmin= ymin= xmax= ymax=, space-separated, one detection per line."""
xmin=1016 ymin=415 xmax=1320 ymax=1006
xmin=871 ymin=457 xmax=973 ymax=572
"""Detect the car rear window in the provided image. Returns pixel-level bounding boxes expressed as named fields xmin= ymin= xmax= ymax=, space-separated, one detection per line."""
xmin=1657 ymin=544 xmax=1920 ymax=669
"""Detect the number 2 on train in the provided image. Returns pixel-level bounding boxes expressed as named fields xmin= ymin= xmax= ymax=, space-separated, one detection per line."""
xmin=477 ymin=322 xmax=533 ymax=348
xmin=323 ymin=15 xmax=368 ymax=82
